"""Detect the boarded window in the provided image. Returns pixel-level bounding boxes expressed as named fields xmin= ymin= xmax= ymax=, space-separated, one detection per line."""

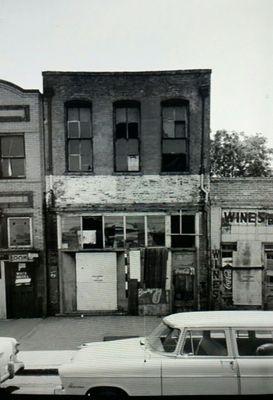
xmin=114 ymin=104 xmax=140 ymax=172
xmin=171 ymin=215 xmax=195 ymax=248
xmin=161 ymin=102 xmax=189 ymax=172
xmin=8 ymin=217 xmax=31 ymax=247
xmin=67 ymin=105 xmax=92 ymax=172
xmin=0 ymin=135 xmax=25 ymax=178
xmin=104 ymin=216 xmax=124 ymax=248
xmin=143 ymin=248 xmax=168 ymax=288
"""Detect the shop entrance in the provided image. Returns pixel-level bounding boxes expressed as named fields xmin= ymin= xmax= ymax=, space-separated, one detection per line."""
xmin=5 ymin=262 xmax=36 ymax=318
xmin=76 ymin=252 xmax=117 ymax=311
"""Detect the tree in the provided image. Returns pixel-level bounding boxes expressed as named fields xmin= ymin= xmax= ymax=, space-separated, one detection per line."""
xmin=210 ymin=130 xmax=273 ymax=177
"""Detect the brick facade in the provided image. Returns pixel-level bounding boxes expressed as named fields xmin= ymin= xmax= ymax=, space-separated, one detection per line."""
xmin=0 ymin=80 xmax=46 ymax=318
xmin=210 ymin=178 xmax=273 ymax=310
xmin=43 ymin=70 xmax=211 ymax=316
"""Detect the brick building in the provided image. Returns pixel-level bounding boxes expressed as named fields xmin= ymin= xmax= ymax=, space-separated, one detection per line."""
xmin=0 ymin=80 xmax=46 ymax=318
xmin=210 ymin=178 xmax=273 ymax=310
xmin=43 ymin=70 xmax=211 ymax=316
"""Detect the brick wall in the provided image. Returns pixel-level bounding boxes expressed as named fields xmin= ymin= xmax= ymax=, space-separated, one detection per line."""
xmin=211 ymin=178 xmax=273 ymax=208
xmin=0 ymin=80 xmax=46 ymax=316
xmin=48 ymin=174 xmax=204 ymax=209
xmin=43 ymin=70 xmax=211 ymax=176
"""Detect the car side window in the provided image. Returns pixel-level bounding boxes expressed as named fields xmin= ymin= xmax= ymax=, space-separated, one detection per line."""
xmin=235 ymin=330 xmax=273 ymax=356
xmin=182 ymin=329 xmax=228 ymax=356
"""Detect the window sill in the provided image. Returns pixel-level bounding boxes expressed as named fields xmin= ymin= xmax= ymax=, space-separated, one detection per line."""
xmin=0 ymin=176 xmax=26 ymax=180
xmin=160 ymin=172 xmax=190 ymax=176
xmin=170 ymin=247 xmax=196 ymax=251
xmin=63 ymin=171 xmax=95 ymax=176
xmin=112 ymin=172 xmax=143 ymax=176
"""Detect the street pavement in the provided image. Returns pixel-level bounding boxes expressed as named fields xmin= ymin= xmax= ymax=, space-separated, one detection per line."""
xmin=0 ymin=315 xmax=160 ymax=367
xmin=0 ymin=315 xmax=160 ymax=395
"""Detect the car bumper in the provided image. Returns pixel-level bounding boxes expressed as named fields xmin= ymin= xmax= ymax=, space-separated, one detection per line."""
xmin=54 ymin=385 xmax=66 ymax=395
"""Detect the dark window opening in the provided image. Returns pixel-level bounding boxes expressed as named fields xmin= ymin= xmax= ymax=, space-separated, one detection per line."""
xmin=81 ymin=216 xmax=103 ymax=248
xmin=161 ymin=102 xmax=189 ymax=172
xmin=114 ymin=104 xmax=140 ymax=172
xmin=67 ymin=105 xmax=92 ymax=172
xmin=0 ymin=135 xmax=25 ymax=178
xmin=174 ymin=273 xmax=194 ymax=301
xmin=171 ymin=214 xmax=195 ymax=248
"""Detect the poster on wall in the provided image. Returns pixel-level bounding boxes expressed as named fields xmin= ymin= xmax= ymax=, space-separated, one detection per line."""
xmin=233 ymin=269 xmax=262 ymax=305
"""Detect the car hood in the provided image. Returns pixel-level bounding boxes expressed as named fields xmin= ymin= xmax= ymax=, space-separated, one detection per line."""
xmin=71 ymin=337 xmax=148 ymax=363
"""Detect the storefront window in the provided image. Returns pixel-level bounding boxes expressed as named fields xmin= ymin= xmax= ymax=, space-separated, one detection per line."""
xmin=126 ymin=216 xmax=145 ymax=247
xmin=82 ymin=216 xmax=103 ymax=248
xmin=61 ymin=216 xmax=81 ymax=249
xmin=8 ymin=217 xmax=32 ymax=247
xmin=171 ymin=215 xmax=195 ymax=248
xmin=104 ymin=216 xmax=124 ymax=248
xmin=147 ymin=215 xmax=165 ymax=246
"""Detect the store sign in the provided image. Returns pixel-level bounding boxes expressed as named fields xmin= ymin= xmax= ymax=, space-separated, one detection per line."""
xmin=9 ymin=253 xmax=38 ymax=262
xmin=211 ymin=268 xmax=221 ymax=299
xmin=223 ymin=269 xmax=232 ymax=290
xmin=222 ymin=210 xmax=273 ymax=225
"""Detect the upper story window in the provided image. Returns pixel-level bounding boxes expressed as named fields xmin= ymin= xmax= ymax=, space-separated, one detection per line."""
xmin=66 ymin=103 xmax=92 ymax=172
xmin=161 ymin=100 xmax=189 ymax=172
xmin=114 ymin=101 xmax=140 ymax=172
xmin=0 ymin=134 xmax=25 ymax=178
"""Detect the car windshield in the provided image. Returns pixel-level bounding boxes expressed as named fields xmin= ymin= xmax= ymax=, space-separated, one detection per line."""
xmin=146 ymin=322 xmax=180 ymax=353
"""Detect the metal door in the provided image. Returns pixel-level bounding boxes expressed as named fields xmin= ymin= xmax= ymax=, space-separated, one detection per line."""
xmin=76 ymin=252 xmax=117 ymax=311
xmin=5 ymin=262 xmax=36 ymax=318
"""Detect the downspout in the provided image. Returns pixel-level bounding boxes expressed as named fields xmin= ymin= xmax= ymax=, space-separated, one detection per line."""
xmin=198 ymin=84 xmax=210 ymax=310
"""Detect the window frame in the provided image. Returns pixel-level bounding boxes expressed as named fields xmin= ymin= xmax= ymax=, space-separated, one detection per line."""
xmin=113 ymin=100 xmax=141 ymax=173
xmin=231 ymin=327 xmax=273 ymax=358
xmin=0 ymin=133 xmax=26 ymax=179
xmin=65 ymin=102 xmax=93 ymax=173
xmin=7 ymin=216 xmax=33 ymax=248
xmin=179 ymin=327 xmax=232 ymax=358
xmin=60 ymin=213 xmax=166 ymax=250
xmin=170 ymin=212 xmax=196 ymax=249
xmin=161 ymin=99 xmax=190 ymax=173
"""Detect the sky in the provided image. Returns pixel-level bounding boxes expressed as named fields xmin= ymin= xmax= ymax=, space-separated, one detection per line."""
xmin=1 ymin=0 xmax=272 ymax=145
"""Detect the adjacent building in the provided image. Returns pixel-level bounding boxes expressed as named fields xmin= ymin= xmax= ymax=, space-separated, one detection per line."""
xmin=0 ymin=80 xmax=46 ymax=318
xmin=43 ymin=69 xmax=211 ymax=316
xmin=210 ymin=178 xmax=273 ymax=310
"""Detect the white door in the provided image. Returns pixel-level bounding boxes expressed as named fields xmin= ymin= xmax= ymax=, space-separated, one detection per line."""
xmin=76 ymin=252 xmax=117 ymax=311
xmin=162 ymin=328 xmax=239 ymax=395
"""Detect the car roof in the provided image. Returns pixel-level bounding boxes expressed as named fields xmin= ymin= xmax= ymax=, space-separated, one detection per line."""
xmin=163 ymin=311 xmax=273 ymax=329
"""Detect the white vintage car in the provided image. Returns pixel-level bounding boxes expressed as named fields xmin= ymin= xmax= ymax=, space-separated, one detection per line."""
xmin=0 ymin=337 xmax=24 ymax=387
xmin=55 ymin=311 xmax=273 ymax=398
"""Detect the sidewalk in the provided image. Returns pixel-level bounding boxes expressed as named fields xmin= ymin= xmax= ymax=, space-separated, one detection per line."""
xmin=0 ymin=315 xmax=160 ymax=369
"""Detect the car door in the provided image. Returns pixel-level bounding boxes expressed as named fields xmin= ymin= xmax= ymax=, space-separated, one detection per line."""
xmin=162 ymin=328 xmax=239 ymax=396
xmin=232 ymin=327 xmax=273 ymax=394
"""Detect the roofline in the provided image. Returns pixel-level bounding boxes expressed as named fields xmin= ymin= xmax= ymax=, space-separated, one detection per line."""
xmin=42 ymin=69 xmax=212 ymax=77
xmin=0 ymin=79 xmax=41 ymax=94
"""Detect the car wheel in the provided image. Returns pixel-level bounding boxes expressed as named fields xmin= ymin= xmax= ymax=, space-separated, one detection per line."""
xmin=86 ymin=388 xmax=127 ymax=400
